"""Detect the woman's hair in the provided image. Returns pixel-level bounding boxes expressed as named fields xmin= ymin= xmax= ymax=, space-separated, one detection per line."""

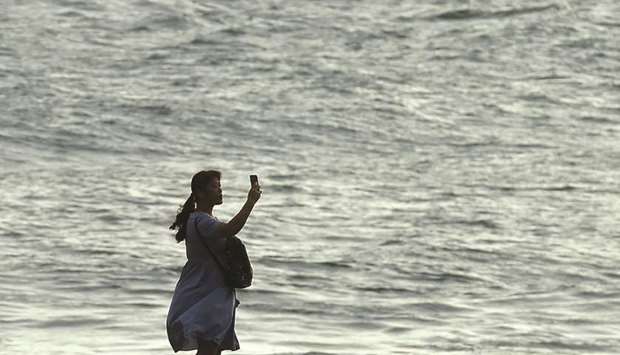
xmin=169 ymin=170 xmax=221 ymax=243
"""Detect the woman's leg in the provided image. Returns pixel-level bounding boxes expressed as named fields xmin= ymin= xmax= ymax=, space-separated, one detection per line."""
xmin=196 ymin=338 xmax=222 ymax=355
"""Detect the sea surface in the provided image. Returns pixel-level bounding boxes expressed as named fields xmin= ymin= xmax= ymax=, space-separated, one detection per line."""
xmin=1 ymin=0 xmax=619 ymax=354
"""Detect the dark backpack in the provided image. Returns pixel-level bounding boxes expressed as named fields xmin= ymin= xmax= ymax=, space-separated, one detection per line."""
xmin=193 ymin=217 xmax=253 ymax=289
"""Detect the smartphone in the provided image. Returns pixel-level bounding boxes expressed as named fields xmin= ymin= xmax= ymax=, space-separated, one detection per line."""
xmin=250 ymin=175 xmax=258 ymax=186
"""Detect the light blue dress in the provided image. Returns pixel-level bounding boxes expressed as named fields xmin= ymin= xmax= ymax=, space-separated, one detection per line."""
xmin=167 ymin=211 xmax=240 ymax=352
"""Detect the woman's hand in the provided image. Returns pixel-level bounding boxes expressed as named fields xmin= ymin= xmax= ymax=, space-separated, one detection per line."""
xmin=247 ymin=183 xmax=262 ymax=204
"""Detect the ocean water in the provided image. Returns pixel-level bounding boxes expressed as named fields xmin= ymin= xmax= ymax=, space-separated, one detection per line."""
xmin=1 ymin=0 xmax=619 ymax=354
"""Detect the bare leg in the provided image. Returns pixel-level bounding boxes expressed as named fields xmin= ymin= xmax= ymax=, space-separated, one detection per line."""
xmin=196 ymin=338 xmax=222 ymax=355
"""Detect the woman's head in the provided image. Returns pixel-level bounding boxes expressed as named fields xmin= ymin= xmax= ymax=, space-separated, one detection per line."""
xmin=192 ymin=170 xmax=223 ymax=206
xmin=169 ymin=170 xmax=222 ymax=243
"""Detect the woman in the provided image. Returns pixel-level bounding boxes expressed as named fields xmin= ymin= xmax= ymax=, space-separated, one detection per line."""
xmin=167 ymin=170 xmax=261 ymax=355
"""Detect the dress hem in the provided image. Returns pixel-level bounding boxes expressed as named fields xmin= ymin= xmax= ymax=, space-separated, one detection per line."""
xmin=168 ymin=322 xmax=240 ymax=352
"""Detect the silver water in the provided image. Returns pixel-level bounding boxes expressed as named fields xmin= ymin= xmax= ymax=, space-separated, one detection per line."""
xmin=1 ymin=0 xmax=619 ymax=354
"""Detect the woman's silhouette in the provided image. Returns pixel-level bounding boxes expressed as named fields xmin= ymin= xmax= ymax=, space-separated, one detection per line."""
xmin=167 ymin=170 xmax=261 ymax=355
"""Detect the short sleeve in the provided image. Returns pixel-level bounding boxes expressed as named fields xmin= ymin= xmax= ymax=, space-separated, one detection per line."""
xmin=196 ymin=214 xmax=220 ymax=239
xmin=195 ymin=214 xmax=226 ymax=253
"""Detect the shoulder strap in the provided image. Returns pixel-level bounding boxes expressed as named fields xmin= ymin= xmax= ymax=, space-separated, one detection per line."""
xmin=193 ymin=216 xmax=229 ymax=273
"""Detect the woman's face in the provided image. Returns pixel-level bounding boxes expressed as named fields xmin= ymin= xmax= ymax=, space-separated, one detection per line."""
xmin=199 ymin=177 xmax=223 ymax=205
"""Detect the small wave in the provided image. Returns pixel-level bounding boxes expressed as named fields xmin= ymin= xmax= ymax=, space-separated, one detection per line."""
xmin=141 ymin=104 xmax=173 ymax=115
xmin=451 ymin=219 xmax=499 ymax=229
xmin=485 ymin=339 xmax=615 ymax=352
xmin=526 ymin=74 xmax=571 ymax=81
xmin=189 ymin=36 xmax=222 ymax=46
xmin=415 ymin=270 xmax=489 ymax=284
xmin=574 ymin=290 xmax=620 ymax=299
xmin=128 ymin=13 xmax=190 ymax=33
xmin=459 ymin=246 xmax=501 ymax=256
xmin=502 ymin=143 xmax=556 ymax=149
xmin=259 ymin=256 xmax=353 ymax=270
xmin=579 ymin=116 xmax=618 ymax=124
xmin=56 ymin=10 xmax=89 ymax=18
xmin=411 ymin=301 xmax=474 ymax=313
xmin=517 ymin=92 xmax=561 ymax=104
xmin=73 ymin=247 xmax=119 ymax=257
xmin=593 ymin=21 xmax=620 ymax=28
xmin=220 ymin=27 xmax=246 ymax=36
xmin=269 ymin=173 xmax=299 ymax=181
xmin=123 ymin=286 xmax=172 ymax=295
xmin=247 ymin=288 xmax=295 ymax=296
xmin=190 ymin=28 xmax=246 ymax=45
xmin=545 ymin=185 xmax=577 ymax=191
xmin=0 ymin=229 xmax=25 ymax=239
xmin=314 ymin=261 xmax=353 ymax=269
xmin=486 ymin=184 xmax=577 ymax=192
xmin=119 ymin=301 xmax=160 ymax=308
xmin=384 ymin=326 xmax=411 ymax=334
xmin=429 ymin=4 xmax=559 ymax=21
xmin=530 ymin=340 xmax=615 ymax=352
xmin=145 ymin=52 xmax=168 ymax=60
xmin=270 ymin=184 xmax=304 ymax=193
xmin=34 ymin=316 xmax=109 ymax=328
xmin=252 ymin=304 xmax=329 ymax=316
xmin=116 ymin=103 xmax=173 ymax=116
xmin=354 ymin=286 xmax=417 ymax=294
xmin=128 ymin=25 xmax=151 ymax=32
xmin=446 ymin=141 xmax=497 ymax=148
xmin=603 ymin=272 xmax=620 ymax=279
xmin=380 ymin=239 xmax=404 ymax=246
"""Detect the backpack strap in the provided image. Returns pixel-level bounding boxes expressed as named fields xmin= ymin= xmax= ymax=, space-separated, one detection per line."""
xmin=193 ymin=216 xmax=229 ymax=274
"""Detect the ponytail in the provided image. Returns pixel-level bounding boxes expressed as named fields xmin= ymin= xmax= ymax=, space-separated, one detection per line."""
xmin=169 ymin=193 xmax=196 ymax=243
xmin=169 ymin=170 xmax=221 ymax=243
